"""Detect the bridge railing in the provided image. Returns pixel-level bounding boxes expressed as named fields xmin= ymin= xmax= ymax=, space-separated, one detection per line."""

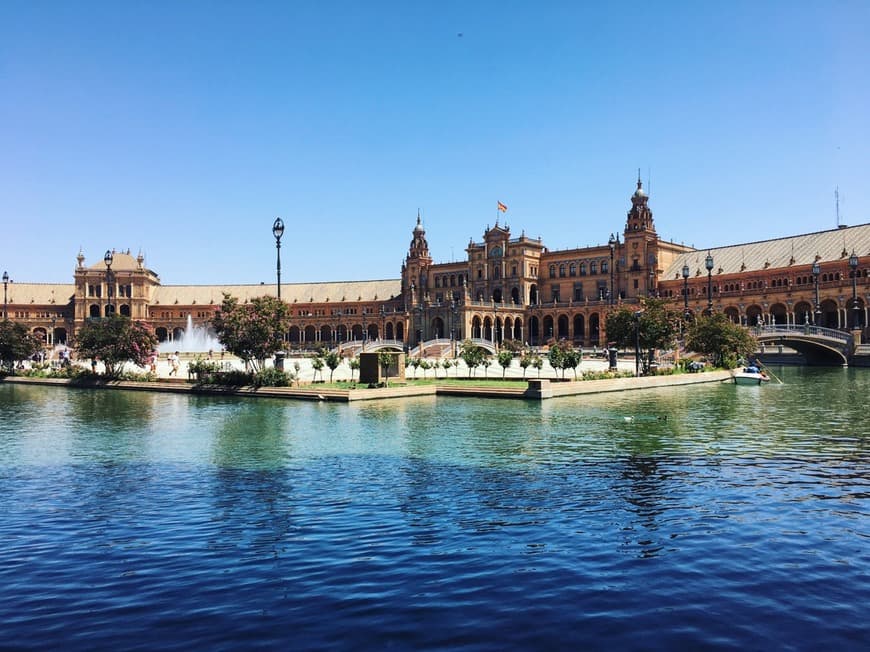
xmin=755 ymin=324 xmax=852 ymax=343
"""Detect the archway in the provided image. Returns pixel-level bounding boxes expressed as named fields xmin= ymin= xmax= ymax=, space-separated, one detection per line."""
xmin=557 ymin=314 xmax=569 ymax=339
xmin=54 ymin=327 xmax=68 ymax=345
xmin=724 ymin=306 xmax=740 ymax=324
xmin=746 ymin=304 xmax=763 ymax=326
xmin=288 ymin=326 xmax=301 ymax=344
xmin=529 ymin=285 xmax=539 ymax=305
xmin=793 ymin=301 xmax=813 ymax=325
xmin=770 ymin=303 xmax=788 ymax=325
xmin=472 ymin=316 xmax=482 ymax=339
xmin=542 ymin=315 xmax=555 ymax=342
xmin=89 ymin=304 xmax=100 ymax=318
xmin=512 ymin=317 xmax=523 ymax=341
xmin=156 ymin=327 xmax=168 ymax=342
xmin=172 ymin=327 xmax=184 ymax=340
xmin=819 ymin=299 xmax=838 ymax=329
xmin=492 ymin=288 xmax=503 ymax=303
xmin=511 ymin=287 xmax=520 ymax=305
xmin=304 ymin=325 xmax=317 ymax=343
xmin=119 ymin=304 xmax=131 ymax=317
xmin=320 ymin=324 xmax=331 ymax=343
xmin=589 ymin=313 xmax=600 ymax=345
xmin=530 ymin=316 xmax=540 ymax=345
xmin=385 ymin=322 xmax=394 ymax=339
xmin=573 ymin=314 xmax=585 ymax=343
xmin=396 ymin=322 xmax=404 ymax=341
xmin=431 ymin=317 xmax=445 ymax=339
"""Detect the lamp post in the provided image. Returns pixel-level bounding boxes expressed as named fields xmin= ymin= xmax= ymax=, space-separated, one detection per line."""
xmin=50 ymin=316 xmax=56 ymax=347
xmin=379 ymin=305 xmax=385 ymax=341
xmin=336 ymin=309 xmax=343 ymax=353
xmin=272 ymin=217 xmax=284 ymax=300
xmin=104 ymin=250 xmax=114 ymax=317
xmin=705 ymin=252 xmax=714 ymax=314
xmin=812 ymin=260 xmax=821 ymax=324
xmin=450 ymin=299 xmax=458 ymax=357
xmin=682 ymin=263 xmax=690 ymax=318
xmin=608 ymin=233 xmax=616 ymax=306
xmin=2 ymin=270 xmax=8 ymax=320
xmin=634 ymin=310 xmax=643 ymax=377
xmin=849 ymin=251 xmax=859 ymax=329
xmin=493 ymin=301 xmax=499 ymax=349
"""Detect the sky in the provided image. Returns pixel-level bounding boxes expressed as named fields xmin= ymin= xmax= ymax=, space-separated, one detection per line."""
xmin=1 ymin=1 xmax=868 ymax=285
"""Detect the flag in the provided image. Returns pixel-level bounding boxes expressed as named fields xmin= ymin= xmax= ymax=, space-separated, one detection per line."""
xmin=497 ymin=201 xmax=508 ymax=212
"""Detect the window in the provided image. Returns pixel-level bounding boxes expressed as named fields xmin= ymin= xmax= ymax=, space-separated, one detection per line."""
xmin=549 ymin=265 xmax=556 ymax=278
xmin=569 ymin=263 xmax=576 ymax=277
xmin=551 ymin=286 xmax=560 ymax=303
xmin=601 ymin=261 xmax=608 ymax=273
xmin=590 ymin=262 xmax=597 ymax=275
xmin=573 ymin=286 xmax=583 ymax=301
xmin=559 ymin=264 xmax=566 ymax=278
xmin=511 ymin=265 xmax=517 ymax=277
xmin=579 ymin=263 xmax=587 ymax=276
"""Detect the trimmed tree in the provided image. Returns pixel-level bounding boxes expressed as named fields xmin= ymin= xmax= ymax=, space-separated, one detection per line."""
xmin=378 ymin=351 xmax=394 ymax=386
xmin=0 ymin=320 xmax=42 ymax=373
xmin=604 ymin=298 xmax=679 ymax=375
xmin=459 ymin=339 xmax=484 ymax=378
xmin=74 ymin=315 xmax=158 ymax=377
xmin=498 ymin=350 xmax=513 ymax=378
xmin=685 ymin=313 xmax=758 ymax=369
xmin=211 ymin=294 xmax=291 ymax=373
xmin=323 ymin=349 xmax=342 ymax=383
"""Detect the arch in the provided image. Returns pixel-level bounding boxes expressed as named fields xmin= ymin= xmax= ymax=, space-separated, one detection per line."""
xmin=53 ymin=327 xmax=68 ymax=345
xmin=793 ymin=301 xmax=814 ymax=325
xmin=492 ymin=288 xmax=503 ymax=303
xmin=850 ymin=297 xmax=866 ymax=328
xmin=542 ymin=315 xmax=555 ymax=342
xmin=483 ymin=316 xmax=493 ymax=341
xmin=589 ymin=313 xmax=600 ymax=345
xmin=89 ymin=304 xmax=100 ymax=318
xmin=529 ymin=285 xmax=539 ymax=305
xmin=557 ymin=314 xmax=569 ymax=339
xmin=304 ymin=325 xmax=317 ymax=343
xmin=155 ymin=327 xmax=168 ymax=342
xmin=472 ymin=315 xmax=483 ymax=339
xmin=431 ymin=317 xmax=445 ymax=339
xmin=119 ymin=304 xmax=131 ymax=317
xmin=770 ymin=303 xmax=788 ymax=325
xmin=529 ymin=316 xmax=540 ymax=345
xmin=396 ymin=322 xmax=404 ymax=341
xmin=723 ymin=306 xmax=740 ymax=323
xmin=512 ymin=317 xmax=523 ymax=341
xmin=511 ymin=287 xmax=520 ymax=304
xmin=105 ymin=304 xmax=115 ymax=316
xmin=288 ymin=325 xmax=301 ymax=343
xmin=172 ymin=327 xmax=184 ymax=340
xmin=336 ymin=324 xmax=348 ymax=342
xmin=573 ymin=314 xmax=585 ymax=343
xmin=351 ymin=324 xmax=363 ymax=340
xmin=367 ymin=324 xmax=378 ymax=340
xmin=819 ymin=299 xmax=838 ymax=329
xmin=746 ymin=304 xmax=764 ymax=326
xmin=385 ymin=322 xmax=394 ymax=339
xmin=320 ymin=324 xmax=331 ymax=343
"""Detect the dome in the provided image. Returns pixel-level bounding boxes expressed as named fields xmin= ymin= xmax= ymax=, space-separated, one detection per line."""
xmin=413 ymin=214 xmax=424 ymax=233
xmin=633 ymin=180 xmax=646 ymax=198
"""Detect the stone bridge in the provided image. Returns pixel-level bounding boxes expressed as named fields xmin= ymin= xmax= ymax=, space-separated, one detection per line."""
xmin=755 ymin=325 xmax=857 ymax=366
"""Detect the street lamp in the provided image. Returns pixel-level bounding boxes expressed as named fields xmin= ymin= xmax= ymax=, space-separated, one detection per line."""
xmin=450 ymin=299 xmax=458 ymax=357
xmin=849 ymin=251 xmax=859 ymax=329
xmin=272 ymin=217 xmax=284 ymax=300
xmin=682 ymin=263 xmax=690 ymax=318
xmin=379 ymin=305 xmax=386 ymax=341
xmin=104 ymin=250 xmax=114 ymax=317
xmin=2 ymin=270 xmax=8 ymax=320
xmin=493 ymin=301 xmax=499 ymax=348
xmin=608 ymin=233 xmax=616 ymax=306
xmin=634 ymin=310 xmax=643 ymax=377
xmin=705 ymin=252 xmax=714 ymax=314
xmin=812 ymin=260 xmax=821 ymax=324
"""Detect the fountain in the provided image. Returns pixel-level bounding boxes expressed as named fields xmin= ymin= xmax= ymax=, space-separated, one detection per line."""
xmin=158 ymin=315 xmax=222 ymax=353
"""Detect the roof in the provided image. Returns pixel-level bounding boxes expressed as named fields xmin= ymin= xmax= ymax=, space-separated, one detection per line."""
xmin=152 ymin=278 xmax=402 ymax=306
xmin=4 ymin=283 xmax=76 ymax=306
xmin=663 ymin=223 xmax=870 ymax=279
xmin=84 ymin=251 xmax=145 ymax=272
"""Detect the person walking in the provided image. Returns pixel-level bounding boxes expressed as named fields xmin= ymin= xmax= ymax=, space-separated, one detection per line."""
xmin=168 ymin=351 xmax=180 ymax=377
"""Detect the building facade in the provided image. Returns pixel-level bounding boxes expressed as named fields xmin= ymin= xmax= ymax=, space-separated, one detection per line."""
xmin=4 ymin=179 xmax=868 ymax=352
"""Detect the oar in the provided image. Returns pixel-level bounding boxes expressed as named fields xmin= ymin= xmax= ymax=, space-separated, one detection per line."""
xmin=757 ymin=361 xmax=783 ymax=384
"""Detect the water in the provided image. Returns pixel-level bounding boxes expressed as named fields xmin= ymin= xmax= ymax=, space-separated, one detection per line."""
xmin=0 ymin=367 xmax=867 ymax=650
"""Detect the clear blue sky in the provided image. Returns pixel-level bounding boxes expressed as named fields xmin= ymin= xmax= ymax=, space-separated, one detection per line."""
xmin=2 ymin=1 xmax=868 ymax=285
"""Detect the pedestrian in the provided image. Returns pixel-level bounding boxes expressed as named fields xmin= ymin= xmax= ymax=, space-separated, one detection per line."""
xmin=169 ymin=351 xmax=180 ymax=376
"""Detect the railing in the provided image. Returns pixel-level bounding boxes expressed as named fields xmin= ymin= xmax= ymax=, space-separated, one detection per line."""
xmin=754 ymin=324 xmax=852 ymax=343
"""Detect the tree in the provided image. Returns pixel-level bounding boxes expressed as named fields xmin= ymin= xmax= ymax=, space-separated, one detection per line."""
xmin=420 ymin=359 xmax=431 ymax=378
xmin=563 ymin=345 xmax=583 ymax=380
xmin=685 ymin=313 xmax=758 ymax=369
xmin=311 ymin=355 xmax=324 ymax=382
xmin=532 ymin=355 xmax=544 ymax=378
xmin=0 ymin=320 xmax=42 ymax=373
xmin=409 ymin=357 xmax=421 ymax=378
xmin=377 ymin=351 xmax=394 ymax=386
xmin=441 ymin=359 xmax=453 ymax=377
xmin=323 ymin=349 xmax=342 ymax=383
xmin=548 ymin=342 xmax=567 ymax=378
xmin=348 ymin=357 xmax=359 ymax=382
xmin=74 ymin=315 xmax=158 ymax=377
xmin=459 ymin=339 xmax=484 ymax=377
xmin=481 ymin=356 xmax=492 ymax=378
xmin=211 ymin=294 xmax=291 ymax=372
xmin=519 ymin=351 xmax=532 ymax=378
xmin=497 ymin=350 xmax=513 ymax=378
xmin=604 ymin=298 xmax=679 ymax=375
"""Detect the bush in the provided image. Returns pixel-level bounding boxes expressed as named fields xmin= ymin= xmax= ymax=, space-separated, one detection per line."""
xmin=253 ymin=367 xmax=291 ymax=387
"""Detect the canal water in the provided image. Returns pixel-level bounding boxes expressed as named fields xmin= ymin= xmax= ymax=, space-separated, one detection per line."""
xmin=0 ymin=367 xmax=867 ymax=650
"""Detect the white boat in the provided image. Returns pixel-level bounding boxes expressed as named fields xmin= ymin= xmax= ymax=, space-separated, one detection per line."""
xmin=732 ymin=366 xmax=770 ymax=385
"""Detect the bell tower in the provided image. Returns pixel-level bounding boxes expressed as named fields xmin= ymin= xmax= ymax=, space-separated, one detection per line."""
xmin=403 ymin=211 xmax=432 ymax=304
xmin=622 ymin=171 xmax=661 ymax=299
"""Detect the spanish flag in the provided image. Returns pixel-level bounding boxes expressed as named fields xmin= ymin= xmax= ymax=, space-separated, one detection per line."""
xmin=497 ymin=201 xmax=508 ymax=212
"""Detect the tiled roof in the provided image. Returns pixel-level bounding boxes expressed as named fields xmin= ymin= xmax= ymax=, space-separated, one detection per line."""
xmin=663 ymin=223 xmax=870 ymax=279
xmin=84 ymin=251 xmax=145 ymax=272
xmin=4 ymin=283 xmax=76 ymax=306
xmin=152 ymin=279 xmax=402 ymax=306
